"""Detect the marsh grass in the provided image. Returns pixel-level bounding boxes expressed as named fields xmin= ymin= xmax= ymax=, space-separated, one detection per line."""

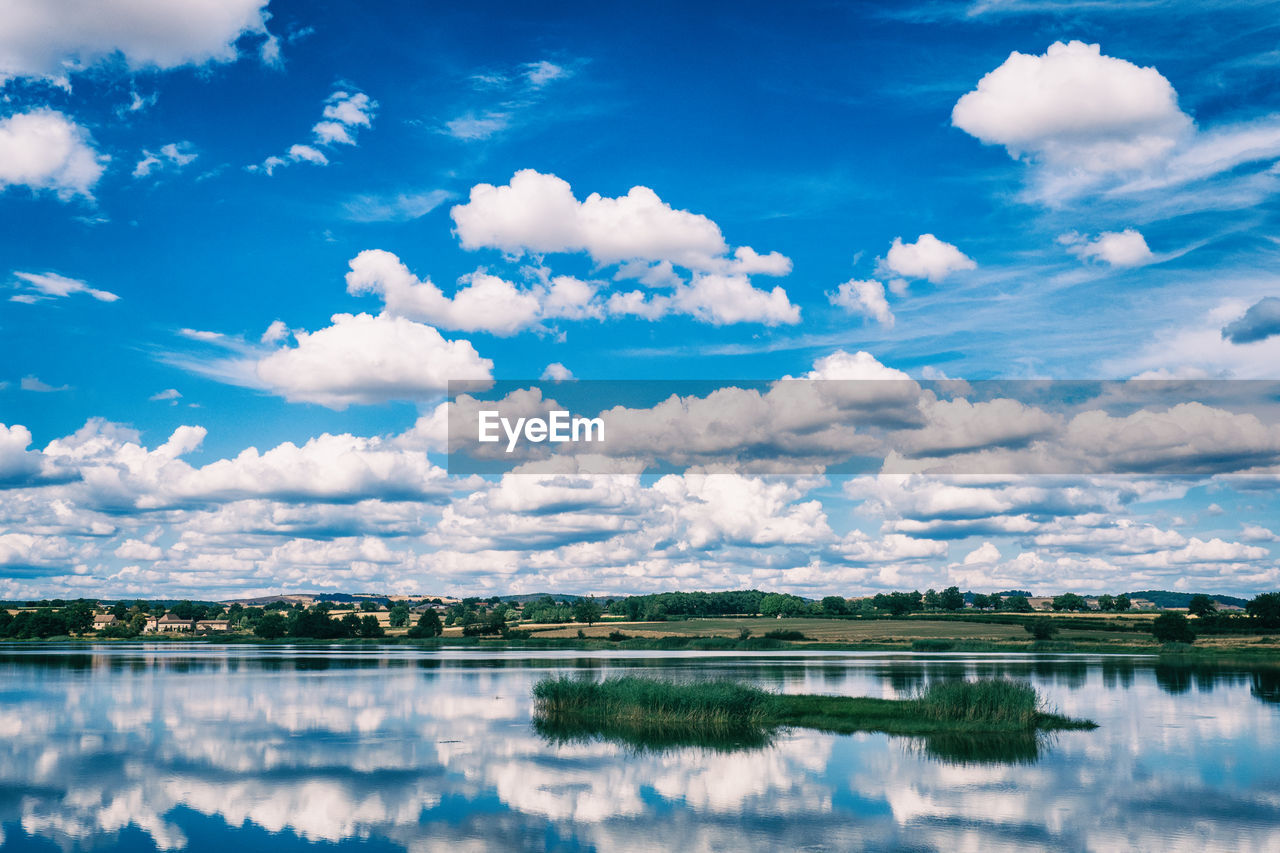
xmin=532 ymin=675 xmax=1096 ymax=757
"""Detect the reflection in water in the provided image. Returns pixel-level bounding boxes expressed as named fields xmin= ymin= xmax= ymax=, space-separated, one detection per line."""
xmin=0 ymin=646 xmax=1277 ymax=851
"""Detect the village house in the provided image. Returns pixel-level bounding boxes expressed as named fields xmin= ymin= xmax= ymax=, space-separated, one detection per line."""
xmin=92 ymin=614 xmax=118 ymax=628
xmin=146 ymin=613 xmax=197 ymax=633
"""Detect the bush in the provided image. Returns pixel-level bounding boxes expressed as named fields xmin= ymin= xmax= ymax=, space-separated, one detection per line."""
xmin=1151 ymin=612 xmax=1195 ymax=644
xmin=763 ymin=629 xmax=807 ymax=641
xmin=1024 ymin=620 xmax=1058 ymax=641
xmin=607 ymin=631 xmax=632 ymax=641
xmin=911 ymin=639 xmax=955 ymax=651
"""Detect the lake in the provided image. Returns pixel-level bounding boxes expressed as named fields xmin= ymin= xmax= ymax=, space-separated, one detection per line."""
xmin=1 ymin=645 xmax=1278 ymax=852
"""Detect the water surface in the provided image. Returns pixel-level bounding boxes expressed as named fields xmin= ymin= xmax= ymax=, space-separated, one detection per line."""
xmin=1 ymin=644 xmax=1278 ymax=852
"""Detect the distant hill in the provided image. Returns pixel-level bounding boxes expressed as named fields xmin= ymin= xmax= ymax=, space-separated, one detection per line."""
xmin=1126 ymin=590 xmax=1250 ymax=609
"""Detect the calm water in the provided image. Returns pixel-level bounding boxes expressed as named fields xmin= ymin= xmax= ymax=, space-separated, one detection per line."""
xmin=1 ymin=645 xmax=1278 ymax=852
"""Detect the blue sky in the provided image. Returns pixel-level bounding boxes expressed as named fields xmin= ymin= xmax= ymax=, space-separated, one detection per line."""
xmin=2 ymin=0 xmax=1280 ymax=599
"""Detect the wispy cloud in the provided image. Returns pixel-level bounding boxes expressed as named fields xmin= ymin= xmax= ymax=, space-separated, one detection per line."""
xmin=11 ymin=271 xmax=119 ymax=303
xmin=440 ymin=59 xmax=579 ymax=142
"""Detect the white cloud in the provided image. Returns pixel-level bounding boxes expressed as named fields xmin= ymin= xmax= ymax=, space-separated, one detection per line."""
xmin=321 ymin=91 xmax=374 ymax=128
xmin=1060 ymin=228 xmax=1155 ymax=267
xmin=11 ymin=271 xmax=118 ymax=302
xmin=342 ymin=190 xmax=452 ymax=223
xmin=0 ymin=109 xmax=107 ymax=200
xmin=801 ymin=350 xmax=912 ymax=381
xmin=444 ymin=113 xmax=510 ymax=141
xmin=114 ymin=539 xmax=162 ymax=561
xmin=963 ymin=541 xmax=1001 ymax=565
xmin=20 ymin=375 xmax=69 ymax=393
xmin=253 ymin=312 xmax=493 ymax=408
xmin=149 ymin=388 xmax=181 ymax=403
xmin=442 ymin=58 xmax=575 ymax=142
xmin=37 ymin=418 xmax=455 ymax=511
xmin=452 ymin=169 xmax=731 ymax=269
xmin=524 ymin=60 xmax=570 ymax=88
xmin=828 ymin=279 xmax=894 ymax=327
xmin=0 ymin=0 xmax=273 ymax=86
xmin=669 ymin=274 xmax=800 ymax=326
xmin=344 ymin=249 xmax=544 ymax=336
xmin=953 ymin=41 xmax=1280 ymax=204
xmin=882 ymin=235 xmax=976 ymax=284
xmin=253 ymin=90 xmax=375 ymax=175
xmin=952 ymin=40 xmax=1191 ymax=174
xmin=450 ymin=170 xmax=800 ymax=325
xmin=133 ymin=141 xmax=197 ymax=178
xmin=541 ymin=363 xmax=574 ymax=381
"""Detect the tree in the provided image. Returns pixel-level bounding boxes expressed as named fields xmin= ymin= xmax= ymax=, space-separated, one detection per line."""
xmin=254 ymin=613 xmax=288 ymax=639
xmin=988 ymin=593 xmax=1003 ymax=611
xmin=1096 ymin=594 xmax=1115 ymax=612
xmin=388 ymin=604 xmax=411 ymax=628
xmin=1247 ymin=593 xmax=1280 ymax=629
xmin=64 ymin=602 xmax=95 ymax=634
xmin=1052 ymin=593 xmax=1088 ymax=612
xmin=359 ymin=615 xmax=385 ymax=638
xmin=939 ymin=586 xmax=965 ymax=612
xmin=760 ymin=593 xmax=808 ymax=618
xmin=1151 ymin=612 xmax=1195 ymax=644
xmin=922 ymin=589 xmax=941 ymax=611
xmin=407 ymin=610 xmax=443 ymax=638
xmin=820 ymin=596 xmax=849 ymax=616
xmin=360 ymin=601 xmax=379 ymax=612
xmin=339 ymin=613 xmax=363 ymax=637
xmin=1188 ymin=594 xmax=1217 ymax=618
xmin=1003 ymin=595 xmax=1033 ymax=613
xmin=971 ymin=593 xmax=990 ymax=611
xmin=574 ymin=597 xmax=603 ymax=626
xmin=110 ymin=601 xmax=129 ymax=619
xmin=170 ymin=600 xmax=200 ymax=620
xmin=1114 ymin=594 xmax=1132 ymax=611
xmin=1025 ymin=620 xmax=1058 ymax=641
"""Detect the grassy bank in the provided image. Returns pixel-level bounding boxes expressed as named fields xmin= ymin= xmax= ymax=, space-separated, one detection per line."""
xmin=532 ymin=675 xmax=1095 ymax=752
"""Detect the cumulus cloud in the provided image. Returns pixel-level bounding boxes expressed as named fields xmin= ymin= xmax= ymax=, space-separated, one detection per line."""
xmin=344 ymin=249 xmax=545 ymax=336
xmin=253 ymin=90 xmax=376 ymax=175
xmin=11 ymin=271 xmax=118 ymax=303
xmin=953 ymin=40 xmax=1280 ymax=203
xmin=952 ymin=40 xmax=1191 ymax=174
xmin=1060 ymin=228 xmax=1155 ymax=267
xmin=881 ymin=235 xmax=975 ymax=286
xmin=1222 ymin=297 xmax=1280 ymax=344
xmin=38 ymin=417 xmax=455 ymax=511
xmin=450 ymin=170 xmax=799 ymax=325
xmin=0 ymin=0 xmax=273 ymax=86
xmin=541 ymin=363 xmax=574 ymax=380
xmin=0 ymin=109 xmax=107 ymax=200
xmin=828 ymin=279 xmax=894 ymax=327
xmin=452 ymin=169 xmax=731 ymax=269
xmin=251 ymin=313 xmax=493 ymax=408
xmin=0 ymin=423 xmax=76 ymax=488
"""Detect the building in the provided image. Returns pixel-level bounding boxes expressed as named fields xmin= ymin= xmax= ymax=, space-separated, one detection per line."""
xmin=195 ymin=619 xmax=230 ymax=632
xmin=92 ymin=614 xmax=118 ymax=628
xmin=146 ymin=614 xmax=197 ymax=633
